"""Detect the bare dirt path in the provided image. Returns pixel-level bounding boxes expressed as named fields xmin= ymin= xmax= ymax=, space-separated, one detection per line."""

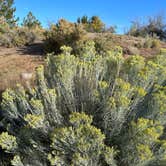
xmin=0 ymin=42 xmax=45 ymax=91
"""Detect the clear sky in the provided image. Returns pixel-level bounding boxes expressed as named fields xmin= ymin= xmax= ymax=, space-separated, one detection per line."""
xmin=14 ymin=0 xmax=166 ymax=34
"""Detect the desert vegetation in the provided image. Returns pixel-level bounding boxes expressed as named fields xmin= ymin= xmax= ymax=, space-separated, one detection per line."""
xmin=127 ymin=14 xmax=166 ymax=40
xmin=1 ymin=42 xmax=166 ymax=166
xmin=0 ymin=0 xmax=43 ymax=48
xmin=1 ymin=0 xmax=166 ymax=166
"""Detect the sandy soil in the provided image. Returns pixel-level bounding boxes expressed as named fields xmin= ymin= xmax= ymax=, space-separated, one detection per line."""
xmin=0 ymin=42 xmax=44 ymax=91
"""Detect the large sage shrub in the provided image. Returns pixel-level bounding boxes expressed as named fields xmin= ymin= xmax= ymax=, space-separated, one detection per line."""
xmin=0 ymin=41 xmax=166 ymax=166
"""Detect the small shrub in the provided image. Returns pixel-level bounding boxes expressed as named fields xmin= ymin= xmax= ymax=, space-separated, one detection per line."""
xmin=93 ymin=34 xmax=115 ymax=53
xmin=127 ymin=46 xmax=140 ymax=55
xmin=0 ymin=27 xmax=37 ymax=47
xmin=144 ymin=38 xmax=153 ymax=48
xmin=144 ymin=38 xmax=161 ymax=49
xmin=151 ymin=39 xmax=161 ymax=48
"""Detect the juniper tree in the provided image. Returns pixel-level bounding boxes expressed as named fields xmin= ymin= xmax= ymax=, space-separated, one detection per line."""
xmin=89 ymin=16 xmax=105 ymax=32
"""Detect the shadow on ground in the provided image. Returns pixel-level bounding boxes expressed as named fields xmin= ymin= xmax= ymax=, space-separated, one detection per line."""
xmin=17 ymin=41 xmax=45 ymax=56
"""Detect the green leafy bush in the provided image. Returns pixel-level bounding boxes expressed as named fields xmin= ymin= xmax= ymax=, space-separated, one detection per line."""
xmin=93 ymin=34 xmax=115 ymax=53
xmin=0 ymin=42 xmax=166 ymax=165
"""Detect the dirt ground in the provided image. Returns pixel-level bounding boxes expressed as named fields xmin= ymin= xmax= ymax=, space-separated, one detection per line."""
xmin=0 ymin=42 xmax=44 ymax=92
xmin=0 ymin=35 xmax=166 ymax=93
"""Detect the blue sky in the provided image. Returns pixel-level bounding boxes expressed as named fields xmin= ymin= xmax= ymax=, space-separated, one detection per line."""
xmin=14 ymin=0 xmax=166 ymax=34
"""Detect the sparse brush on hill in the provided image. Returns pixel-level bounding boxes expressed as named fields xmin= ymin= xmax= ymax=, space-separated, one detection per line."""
xmin=0 ymin=11 xmax=44 ymax=48
xmin=0 ymin=16 xmax=38 ymax=47
xmin=0 ymin=26 xmax=37 ymax=47
xmin=0 ymin=41 xmax=166 ymax=165
xmin=0 ymin=0 xmax=38 ymax=47
xmin=144 ymin=37 xmax=161 ymax=49
xmin=92 ymin=33 xmax=162 ymax=56
xmin=127 ymin=14 xmax=166 ymax=40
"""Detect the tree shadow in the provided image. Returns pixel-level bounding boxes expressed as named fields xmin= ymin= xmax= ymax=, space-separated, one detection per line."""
xmin=17 ymin=42 xmax=45 ymax=56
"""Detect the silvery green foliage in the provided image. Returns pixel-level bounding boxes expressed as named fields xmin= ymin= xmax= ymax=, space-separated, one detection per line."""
xmin=48 ymin=112 xmax=116 ymax=166
xmin=121 ymin=118 xmax=164 ymax=166
xmin=44 ymin=42 xmax=166 ymax=138
xmin=0 ymin=41 xmax=166 ymax=165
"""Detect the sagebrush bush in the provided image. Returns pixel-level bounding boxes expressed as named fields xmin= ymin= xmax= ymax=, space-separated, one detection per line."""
xmin=0 ymin=26 xmax=37 ymax=47
xmin=144 ymin=38 xmax=153 ymax=48
xmin=93 ymin=34 xmax=115 ymax=53
xmin=144 ymin=37 xmax=161 ymax=49
xmin=0 ymin=41 xmax=166 ymax=165
xmin=151 ymin=39 xmax=161 ymax=48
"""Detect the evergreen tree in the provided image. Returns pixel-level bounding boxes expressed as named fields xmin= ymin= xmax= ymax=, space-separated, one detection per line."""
xmin=0 ymin=0 xmax=18 ymax=26
xmin=81 ymin=15 xmax=89 ymax=24
xmin=22 ymin=11 xmax=41 ymax=29
xmin=77 ymin=15 xmax=105 ymax=32
xmin=89 ymin=16 xmax=105 ymax=32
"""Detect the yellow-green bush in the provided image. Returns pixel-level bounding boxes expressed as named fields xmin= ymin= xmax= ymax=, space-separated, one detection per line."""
xmin=0 ymin=27 xmax=37 ymax=47
xmin=0 ymin=42 xmax=166 ymax=165
xmin=44 ymin=19 xmax=86 ymax=53
xmin=151 ymin=39 xmax=161 ymax=48
xmin=144 ymin=37 xmax=161 ymax=49
xmin=160 ymin=48 xmax=166 ymax=55
xmin=0 ymin=17 xmax=44 ymax=48
xmin=144 ymin=38 xmax=153 ymax=48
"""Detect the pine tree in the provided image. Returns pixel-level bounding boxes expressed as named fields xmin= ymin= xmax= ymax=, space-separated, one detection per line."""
xmin=22 ymin=11 xmax=41 ymax=29
xmin=0 ymin=0 xmax=18 ymax=26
